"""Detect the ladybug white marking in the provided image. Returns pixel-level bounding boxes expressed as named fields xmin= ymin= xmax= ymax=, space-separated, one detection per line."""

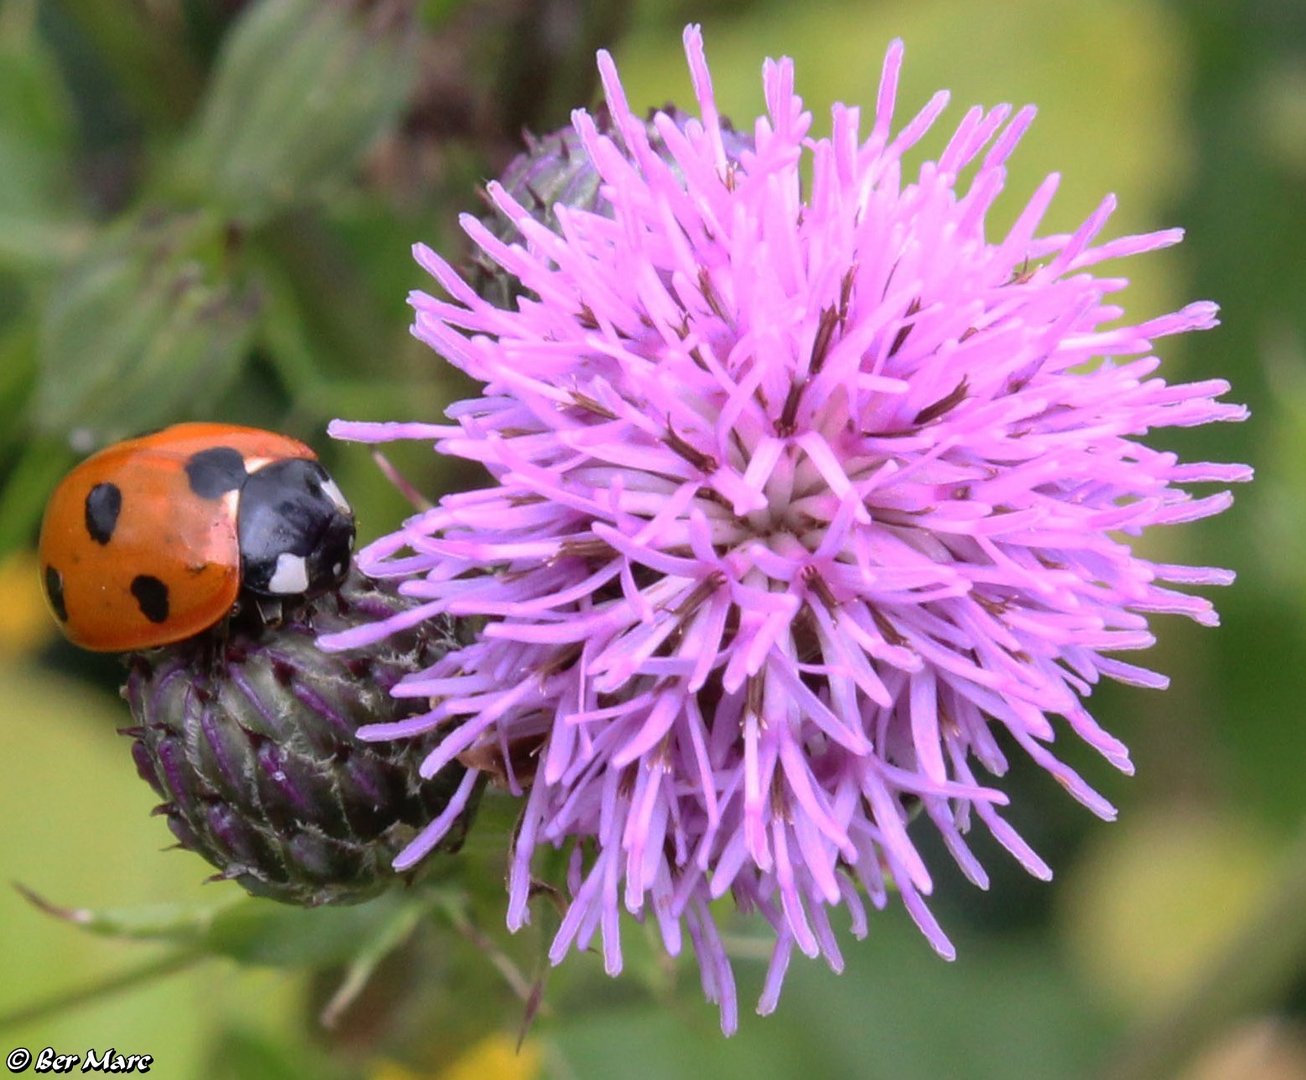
xmin=267 ymin=553 xmax=310 ymax=595
xmin=320 ymin=477 xmax=351 ymax=513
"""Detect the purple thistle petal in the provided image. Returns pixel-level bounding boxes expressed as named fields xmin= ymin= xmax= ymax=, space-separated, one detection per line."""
xmin=393 ymin=768 xmax=482 ymax=871
xmin=328 ymin=420 xmax=452 ymax=443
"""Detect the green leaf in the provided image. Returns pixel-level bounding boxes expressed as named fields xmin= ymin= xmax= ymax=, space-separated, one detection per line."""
xmin=0 ymin=1 xmax=87 ymax=273
xmin=204 ymin=892 xmax=424 ymax=969
xmin=0 ymin=216 xmax=92 ymax=275
xmin=34 ymin=209 xmax=261 ymax=442
xmin=14 ymin=882 xmax=241 ymax=948
xmin=249 ymin=215 xmax=409 ymax=381
xmin=175 ymin=0 xmax=418 ymax=226
xmin=252 ymin=262 xmax=329 ymax=399
xmin=0 ymin=316 xmax=37 ymax=441
xmin=15 ymin=881 xmax=434 ymax=974
xmin=319 ymin=896 xmax=426 ymax=1028
xmin=199 ymin=1026 xmax=348 ymax=1080
xmin=550 ymin=912 xmax=1111 ymax=1080
xmin=0 ymin=438 xmax=75 ymax=556
xmin=54 ymin=0 xmax=203 ymax=131
xmin=0 ymin=952 xmax=202 ymax=1033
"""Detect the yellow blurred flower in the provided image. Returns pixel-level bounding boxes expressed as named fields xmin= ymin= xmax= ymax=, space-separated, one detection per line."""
xmin=0 ymin=551 xmax=56 ymax=655
xmin=370 ymin=1034 xmax=541 ymax=1080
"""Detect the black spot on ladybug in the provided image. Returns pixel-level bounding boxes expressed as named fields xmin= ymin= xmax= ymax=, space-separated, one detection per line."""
xmin=131 ymin=575 xmax=170 ymax=624
xmin=84 ymin=482 xmax=122 ymax=545
xmin=185 ymin=446 xmax=248 ymax=499
xmin=44 ymin=565 xmax=68 ymax=621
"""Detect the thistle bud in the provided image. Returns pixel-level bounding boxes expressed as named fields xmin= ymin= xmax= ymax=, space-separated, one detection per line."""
xmin=124 ymin=572 xmax=477 ymax=906
xmin=472 ymin=108 xmax=754 ymax=305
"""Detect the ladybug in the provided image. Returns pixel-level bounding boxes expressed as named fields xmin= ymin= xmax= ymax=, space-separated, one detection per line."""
xmin=39 ymin=422 xmax=355 ymax=652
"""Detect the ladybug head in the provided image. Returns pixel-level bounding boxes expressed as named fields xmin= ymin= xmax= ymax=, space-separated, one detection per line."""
xmin=236 ymin=458 xmax=355 ymax=600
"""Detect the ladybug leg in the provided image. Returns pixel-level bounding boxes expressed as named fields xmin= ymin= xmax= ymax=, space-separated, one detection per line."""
xmin=251 ymin=595 xmax=287 ymax=629
xmin=189 ymin=620 xmax=228 ymax=676
xmin=224 ymin=593 xmax=295 ymax=641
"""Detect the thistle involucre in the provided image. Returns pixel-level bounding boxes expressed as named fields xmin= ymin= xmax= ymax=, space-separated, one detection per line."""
xmin=127 ymin=572 xmax=480 ymax=906
xmin=324 ymin=27 xmax=1249 ymax=1028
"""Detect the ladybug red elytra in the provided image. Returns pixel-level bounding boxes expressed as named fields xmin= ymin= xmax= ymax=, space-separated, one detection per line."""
xmin=39 ymin=422 xmax=355 ymax=652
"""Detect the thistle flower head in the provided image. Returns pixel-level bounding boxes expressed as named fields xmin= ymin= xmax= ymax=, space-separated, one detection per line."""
xmin=324 ymin=26 xmax=1249 ymax=1029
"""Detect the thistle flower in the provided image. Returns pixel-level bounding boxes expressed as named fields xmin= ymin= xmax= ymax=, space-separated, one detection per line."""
xmin=323 ymin=26 xmax=1250 ymax=1029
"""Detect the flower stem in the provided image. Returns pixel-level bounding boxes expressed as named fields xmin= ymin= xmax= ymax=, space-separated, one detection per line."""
xmin=0 ymin=949 xmax=203 ymax=1031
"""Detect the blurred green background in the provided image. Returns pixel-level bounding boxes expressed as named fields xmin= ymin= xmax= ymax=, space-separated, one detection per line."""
xmin=1 ymin=0 xmax=1303 ymax=1077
